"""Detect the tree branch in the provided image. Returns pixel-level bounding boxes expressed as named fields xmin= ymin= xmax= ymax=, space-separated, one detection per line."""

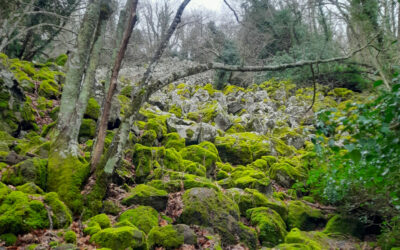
xmin=223 ymin=0 xmax=242 ymax=24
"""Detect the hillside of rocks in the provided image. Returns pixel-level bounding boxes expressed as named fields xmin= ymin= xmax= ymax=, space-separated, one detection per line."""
xmin=0 ymin=53 xmax=377 ymax=249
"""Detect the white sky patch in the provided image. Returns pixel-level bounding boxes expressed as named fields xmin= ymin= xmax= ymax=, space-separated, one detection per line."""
xmin=188 ymin=0 xmax=223 ymax=12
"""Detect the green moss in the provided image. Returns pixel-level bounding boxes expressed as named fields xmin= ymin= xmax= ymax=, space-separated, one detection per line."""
xmin=90 ymin=226 xmax=146 ymax=250
xmin=179 ymin=187 xmax=251 ymax=245
xmin=272 ymin=138 xmax=296 ymax=156
xmin=140 ymin=130 xmax=157 ymax=146
xmin=164 ymin=148 xmax=183 ymax=171
xmin=284 ymin=228 xmax=329 ymax=249
xmin=83 ymin=222 xmax=101 ymax=236
xmin=216 ymin=170 xmax=228 ymax=180
xmin=87 ymin=214 xmax=111 ymax=229
xmin=85 ymin=98 xmax=100 ymax=120
xmin=21 ymin=100 xmax=35 ymax=123
xmin=188 ymin=102 xmax=218 ymax=123
xmin=148 ymin=225 xmax=184 ymax=249
xmin=47 ymin=152 xmax=90 ymax=214
xmin=38 ymin=80 xmax=60 ymax=99
xmin=186 ymin=128 xmax=194 ymax=138
xmin=273 ymin=243 xmax=315 ymax=249
xmin=215 ymin=133 xmax=270 ymax=165
xmin=79 ymin=119 xmax=97 ymax=138
xmin=146 ymin=118 xmax=167 ymax=139
xmin=119 ymin=206 xmax=159 ymax=234
xmin=44 ymin=192 xmax=72 ymax=229
xmin=0 ymin=191 xmax=49 ymax=234
xmin=103 ymin=200 xmax=121 ymax=215
xmin=328 ymin=88 xmax=353 ymax=98
xmin=122 ymin=184 xmax=168 ymax=211
xmin=55 ymin=54 xmax=68 ymax=66
xmin=120 ymin=85 xmax=133 ymax=97
xmin=287 ymin=201 xmax=325 ymax=231
xmin=302 ymin=196 xmax=315 ymax=203
xmin=163 ymin=133 xmax=185 ymax=151
xmin=64 ymin=230 xmax=76 ymax=244
xmin=149 ymin=170 xmax=218 ymax=192
xmin=132 ymin=144 xmax=166 ymax=181
xmin=269 ymin=162 xmax=307 ymax=188
xmin=226 ymin=188 xmax=288 ymax=219
xmin=226 ymin=123 xmax=246 ymax=133
xmin=0 ymin=90 xmax=10 ymax=110
xmin=180 ymin=144 xmax=219 ymax=177
xmin=2 ymin=157 xmax=47 ymax=189
xmin=323 ymin=215 xmax=364 ymax=238
xmin=169 ymin=104 xmax=182 ymax=118
xmin=183 ymin=160 xmax=207 ymax=177
xmin=223 ymin=85 xmax=245 ymax=95
xmin=246 ymin=207 xmax=287 ymax=247
xmin=16 ymin=182 xmax=44 ymax=194
xmin=0 ymin=233 xmax=17 ymax=246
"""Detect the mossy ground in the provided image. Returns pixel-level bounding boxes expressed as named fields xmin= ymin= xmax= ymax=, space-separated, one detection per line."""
xmin=0 ymin=59 xmax=378 ymax=249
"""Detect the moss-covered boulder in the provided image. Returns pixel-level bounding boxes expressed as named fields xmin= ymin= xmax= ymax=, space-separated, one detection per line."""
xmin=84 ymin=98 xmax=100 ymax=120
xmin=214 ymin=132 xmax=270 ymax=165
xmin=180 ymin=143 xmax=219 ymax=178
xmin=246 ymin=207 xmax=287 ymax=247
xmin=150 ymin=169 xmax=219 ymax=191
xmin=173 ymin=224 xmax=197 ymax=245
xmin=183 ymin=160 xmax=207 ymax=177
xmin=146 ymin=118 xmax=167 ymax=139
xmin=323 ymin=214 xmax=364 ymax=238
xmin=287 ymin=201 xmax=325 ymax=231
xmin=0 ymin=233 xmax=17 ymax=246
xmin=226 ymin=188 xmax=288 ymax=219
xmin=132 ymin=144 xmax=165 ymax=181
xmin=140 ymin=130 xmax=157 ymax=146
xmin=284 ymin=228 xmax=330 ymax=249
xmin=79 ymin=118 xmax=97 ymax=138
xmin=229 ymin=168 xmax=272 ymax=195
xmin=119 ymin=206 xmax=159 ymax=234
xmin=44 ymin=192 xmax=72 ymax=229
xmin=269 ymin=162 xmax=307 ymax=188
xmin=179 ymin=187 xmax=257 ymax=247
xmin=163 ymin=132 xmax=186 ymax=151
xmin=38 ymin=80 xmax=60 ymax=99
xmin=64 ymin=230 xmax=76 ymax=244
xmin=90 ymin=226 xmax=146 ymax=250
xmin=1 ymin=157 xmax=47 ymax=190
xmin=0 ymin=191 xmax=49 ymax=234
xmin=148 ymin=225 xmax=184 ymax=249
xmin=122 ymin=184 xmax=168 ymax=211
xmin=47 ymin=153 xmax=89 ymax=214
xmin=16 ymin=182 xmax=44 ymax=194
xmin=83 ymin=214 xmax=111 ymax=236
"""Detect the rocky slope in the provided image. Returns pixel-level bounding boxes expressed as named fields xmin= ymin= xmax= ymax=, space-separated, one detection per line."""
xmin=0 ymin=53 xmax=377 ymax=249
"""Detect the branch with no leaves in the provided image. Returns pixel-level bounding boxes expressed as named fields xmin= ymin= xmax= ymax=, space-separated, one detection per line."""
xmin=145 ymin=34 xmax=377 ymax=93
xmin=223 ymin=0 xmax=242 ymax=24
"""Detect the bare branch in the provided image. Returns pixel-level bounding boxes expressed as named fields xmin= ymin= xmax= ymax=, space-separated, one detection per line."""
xmin=223 ymin=0 xmax=242 ymax=24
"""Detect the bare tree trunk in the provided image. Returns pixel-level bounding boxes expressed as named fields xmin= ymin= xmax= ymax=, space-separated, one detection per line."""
xmin=398 ymin=2 xmax=400 ymax=39
xmin=47 ymin=0 xmax=113 ymax=213
xmin=90 ymin=0 xmax=139 ymax=172
xmin=83 ymin=0 xmax=192 ymax=218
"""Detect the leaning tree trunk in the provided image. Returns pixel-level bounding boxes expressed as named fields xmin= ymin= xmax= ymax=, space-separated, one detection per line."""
xmin=83 ymin=0 xmax=192 ymax=218
xmin=90 ymin=0 xmax=139 ymax=172
xmin=47 ymin=0 xmax=113 ymax=214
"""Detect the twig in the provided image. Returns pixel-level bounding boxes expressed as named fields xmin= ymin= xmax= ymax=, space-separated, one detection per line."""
xmin=305 ymin=64 xmax=317 ymax=113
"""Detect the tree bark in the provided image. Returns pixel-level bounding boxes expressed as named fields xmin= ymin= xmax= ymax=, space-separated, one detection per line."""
xmin=83 ymin=0 xmax=192 ymax=217
xmin=47 ymin=0 xmax=113 ymax=213
xmin=90 ymin=0 xmax=139 ymax=172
